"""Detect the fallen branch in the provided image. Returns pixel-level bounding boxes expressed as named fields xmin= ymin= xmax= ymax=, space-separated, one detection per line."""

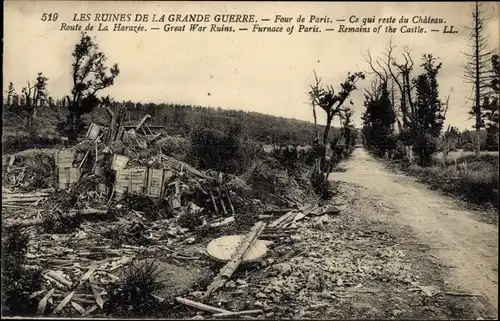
xmin=442 ymin=291 xmax=482 ymax=297
xmin=176 ymin=297 xmax=231 ymax=314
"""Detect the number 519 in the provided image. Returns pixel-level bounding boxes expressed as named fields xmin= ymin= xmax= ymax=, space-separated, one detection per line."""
xmin=41 ymin=13 xmax=58 ymax=21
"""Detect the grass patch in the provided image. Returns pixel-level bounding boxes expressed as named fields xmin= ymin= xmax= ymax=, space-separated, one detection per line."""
xmin=399 ymin=155 xmax=499 ymax=209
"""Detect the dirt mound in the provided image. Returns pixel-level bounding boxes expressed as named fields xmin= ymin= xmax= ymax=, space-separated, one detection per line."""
xmin=130 ymin=259 xmax=212 ymax=300
xmin=245 ymin=157 xmax=315 ymax=205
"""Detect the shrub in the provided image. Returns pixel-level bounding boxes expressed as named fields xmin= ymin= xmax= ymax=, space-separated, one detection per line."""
xmin=401 ymin=159 xmax=499 ymax=209
xmin=103 ymin=223 xmax=154 ymax=248
xmin=234 ymin=211 xmax=259 ymax=229
xmin=122 ymin=193 xmax=173 ymax=220
xmin=247 ymin=160 xmax=288 ymax=198
xmin=455 ymin=154 xmax=499 ymax=168
xmin=105 ymin=260 xmax=166 ymax=316
xmin=2 ymin=133 xmax=62 ymax=154
xmin=156 ymin=135 xmax=190 ymax=161
xmin=177 ymin=208 xmax=203 ymax=230
xmin=1 ymin=227 xmax=45 ymax=316
xmin=188 ymin=127 xmax=258 ymax=174
xmin=41 ymin=211 xmax=83 ymax=234
xmin=309 ymin=166 xmax=334 ymax=200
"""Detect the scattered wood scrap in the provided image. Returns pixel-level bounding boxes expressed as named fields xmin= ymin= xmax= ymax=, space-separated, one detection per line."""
xmin=2 ymin=191 xmax=51 ymax=207
xmin=5 ymin=208 xmax=109 ymax=228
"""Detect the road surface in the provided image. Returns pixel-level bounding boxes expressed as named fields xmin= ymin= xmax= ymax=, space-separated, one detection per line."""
xmin=329 ymin=148 xmax=498 ymax=316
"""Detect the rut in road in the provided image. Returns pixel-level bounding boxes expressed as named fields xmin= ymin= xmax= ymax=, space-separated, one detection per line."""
xmin=328 ymin=148 xmax=498 ymax=316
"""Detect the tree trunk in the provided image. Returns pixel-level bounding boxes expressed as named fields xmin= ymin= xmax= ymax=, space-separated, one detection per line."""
xmin=67 ymin=111 xmax=78 ymax=144
xmin=322 ymin=113 xmax=333 ymax=146
xmin=312 ymin=101 xmax=319 ymax=138
xmin=474 ymin=1 xmax=481 ymax=158
xmin=26 ymin=111 xmax=34 ymax=131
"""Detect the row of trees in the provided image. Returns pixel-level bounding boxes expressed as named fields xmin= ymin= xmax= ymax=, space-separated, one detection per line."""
xmin=361 ymin=47 xmax=449 ymax=166
xmin=361 ymin=2 xmax=499 ymax=166
xmin=6 ymin=32 xmax=351 ymax=147
xmin=96 ymin=100 xmax=336 ymax=146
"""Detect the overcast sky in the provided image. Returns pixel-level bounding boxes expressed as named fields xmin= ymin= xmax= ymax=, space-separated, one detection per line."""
xmin=4 ymin=1 xmax=499 ymax=130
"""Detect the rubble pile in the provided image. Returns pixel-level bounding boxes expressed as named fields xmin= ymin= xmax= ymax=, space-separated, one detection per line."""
xmin=2 ymin=149 xmax=57 ymax=192
xmin=1 ymin=115 xmax=356 ymax=319
xmin=184 ymin=196 xmax=427 ymax=320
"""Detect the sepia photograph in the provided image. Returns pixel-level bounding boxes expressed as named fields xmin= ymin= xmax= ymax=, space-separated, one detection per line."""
xmin=2 ymin=1 xmax=499 ymax=319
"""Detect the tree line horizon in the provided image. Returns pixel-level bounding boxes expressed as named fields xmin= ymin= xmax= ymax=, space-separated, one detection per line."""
xmin=3 ymin=2 xmax=498 ymax=159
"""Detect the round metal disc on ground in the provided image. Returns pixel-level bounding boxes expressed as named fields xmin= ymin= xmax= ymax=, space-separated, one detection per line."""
xmin=206 ymin=235 xmax=268 ymax=262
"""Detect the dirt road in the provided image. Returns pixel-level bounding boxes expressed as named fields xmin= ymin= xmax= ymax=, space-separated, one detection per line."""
xmin=329 ymin=148 xmax=498 ymax=317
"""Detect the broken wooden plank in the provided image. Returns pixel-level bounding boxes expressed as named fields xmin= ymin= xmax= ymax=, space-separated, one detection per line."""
xmin=135 ymin=114 xmax=152 ymax=131
xmin=218 ymin=188 xmax=228 ymax=216
xmin=209 ymin=190 xmax=219 ymax=215
xmin=5 ymin=208 xmax=109 ymax=228
xmin=2 ymin=193 xmax=49 ymax=200
xmin=206 ymin=234 xmax=268 ymax=262
xmin=2 ymin=196 xmax=48 ymax=202
xmin=45 ymin=270 xmax=72 ymax=288
xmin=160 ymin=155 xmax=209 ymax=179
xmin=268 ymin=211 xmax=297 ymax=228
xmin=225 ymin=188 xmax=235 ymax=215
xmin=204 ymin=221 xmax=266 ymax=297
xmin=36 ymin=288 xmax=55 ymax=315
xmin=276 ymin=211 xmax=301 ymax=228
xmin=111 ymin=154 xmax=130 ymax=171
xmin=176 ymin=297 xmax=231 ymax=314
xmin=52 ymin=291 xmax=75 ymax=314
xmin=212 ymin=309 xmax=263 ymax=317
xmin=78 ymin=150 xmax=90 ymax=169
xmin=209 ymin=216 xmax=235 ymax=228
xmin=442 ymin=291 xmax=482 ymax=297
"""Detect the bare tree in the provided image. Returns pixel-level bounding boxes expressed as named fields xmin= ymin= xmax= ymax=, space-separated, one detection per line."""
xmin=463 ymin=1 xmax=494 ymax=157
xmin=363 ymin=43 xmax=413 ymax=134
